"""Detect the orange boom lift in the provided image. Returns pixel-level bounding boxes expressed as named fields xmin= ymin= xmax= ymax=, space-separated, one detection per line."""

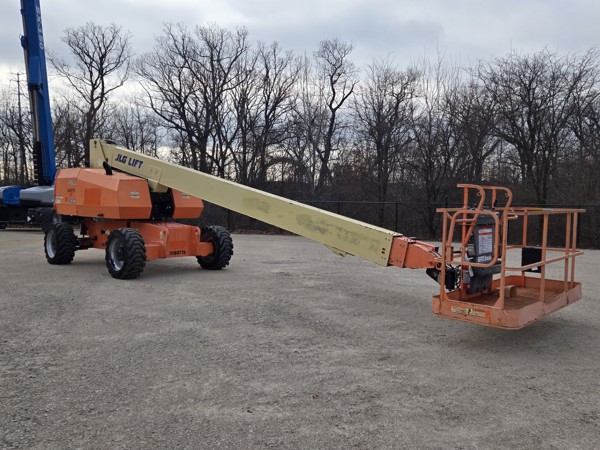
xmin=21 ymin=0 xmax=586 ymax=330
xmin=43 ymin=140 xmax=585 ymax=330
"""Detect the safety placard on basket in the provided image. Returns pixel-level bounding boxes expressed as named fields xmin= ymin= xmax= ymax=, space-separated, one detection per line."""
xmin=478 ymin=227 xmax=493 ymax=254
xmin=450 ymin=306 xmax=488 ymax=318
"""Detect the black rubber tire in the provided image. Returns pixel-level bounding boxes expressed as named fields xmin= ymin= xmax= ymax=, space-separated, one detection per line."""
xmin=44 ymin=223 xmax=77 ymax=265
xmin=197 ymin=225 xmax=233 ymax=270
xmin=105 ymin=228 xmax=146 ymax=279
xmin=0 ymin=223 xmax=6 ymax=230
xmin=38 ymin=208 xmax=61 ymax=233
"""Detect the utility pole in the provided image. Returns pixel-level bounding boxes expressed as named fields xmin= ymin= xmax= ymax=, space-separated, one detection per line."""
xmin=13 ymin=72 xmax=28 ymax=185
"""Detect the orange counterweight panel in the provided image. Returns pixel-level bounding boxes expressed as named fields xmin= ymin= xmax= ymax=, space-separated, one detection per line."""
xmin=82 ymin=220 xmax=213 ymax=261
xmin=171 ymin=189 xmax=204 ymax=219
xmin=54 ymin=168 xmax=152 ymax=219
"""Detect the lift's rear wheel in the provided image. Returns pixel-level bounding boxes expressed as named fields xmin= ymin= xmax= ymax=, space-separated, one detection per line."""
xmin=105 ymin=228 xmax=146 ymax=279
xmin=197 ymin=225 xmax=233 ymax=270
xmin=44 ymin=223 xmax=77 ymax=265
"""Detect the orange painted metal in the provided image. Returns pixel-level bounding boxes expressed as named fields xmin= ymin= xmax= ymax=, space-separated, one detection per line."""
xmin=171 ymin=189 xmax=204 ymax=219
xmin=432 ymin=184 xmax=585 ymax=329
xmin=54 ymin=168 xmax=152 ymax=219
xmin=388 ymin=237 xmax=438 ymax=269
xmin=55 ymin=169 xmax=204 ymax=221
xmin=432 ymin=277 xmax=582 ymax=329
xmin=81 ymin=219 xmax=213 ymax=261
xmin=55 ymin=168 xmax=212 ymax=266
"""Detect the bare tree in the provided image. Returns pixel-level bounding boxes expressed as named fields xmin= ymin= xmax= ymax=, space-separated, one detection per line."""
xmin=352 ymin=58 xmax=418 ymax=225
xmin=50 ymin=22 xmax=132 ymax=167
xmin=445 ymin=77 xmax=499 ymax=183
xmin=0 ymin=87 xmax=21 ymax=183
xmin=137 ymin=23 xmax=248 ymax=174
xmin=136 ymin=24 xmax=202 ymax=169
xmin=213 ymin=42 xmax=258 ymax=181
xmin=565 ymin=60 xmax=600 ymax=204
xmin=196 ymin=24 xmax=250 ymax=174
xmin=477 ymin=48 xmax=600 ymax=204
xmin=313 ymin=39 xmax=358 ymax=191
xmin=404 ymin=57 xmax=465 ymax=236
xmin=284 ymin=41 xmax=357 ymax=196
xmin=285 ymin=55 xmax=325 ymax=196
xmin=0 ymin=84 xmax=32 ymax=184
xmin=110 ymin=102 xmax=164 ymax=157
xmin=51 ymin=96 xmax=84 ymax=168
xmin=227 ymin=42 xmax=299 ymax=186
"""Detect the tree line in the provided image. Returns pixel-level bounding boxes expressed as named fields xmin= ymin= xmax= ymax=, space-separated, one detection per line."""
xmin=1 ymin=22 xmax=599 ymax=246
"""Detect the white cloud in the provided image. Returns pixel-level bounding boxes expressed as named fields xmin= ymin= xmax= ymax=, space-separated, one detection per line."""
xmin=2 ymin=0 xmax=599 ymax=82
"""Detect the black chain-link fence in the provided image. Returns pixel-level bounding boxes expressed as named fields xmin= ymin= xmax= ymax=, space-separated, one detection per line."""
xmin=200 ymin=200 xmax=600 ymax=249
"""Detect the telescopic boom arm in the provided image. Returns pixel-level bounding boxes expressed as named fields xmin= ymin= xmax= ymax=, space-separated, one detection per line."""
xmin=90 ymin=139 xmax=439 ymax=270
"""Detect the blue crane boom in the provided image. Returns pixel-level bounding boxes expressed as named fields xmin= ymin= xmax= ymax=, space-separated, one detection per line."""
xmin=20 ymin=0 xmax=56 ymax=185
xmin=0 ymin=0 xmax=56 ymax=229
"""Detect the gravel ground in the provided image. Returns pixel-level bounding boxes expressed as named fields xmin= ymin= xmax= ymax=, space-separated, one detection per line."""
xmin=1 ymin=229 xmax=599 ymax=449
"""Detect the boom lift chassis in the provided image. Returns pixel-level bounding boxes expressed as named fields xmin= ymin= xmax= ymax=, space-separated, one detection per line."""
xmin=43 ymin=140 xmax=585 ymax=329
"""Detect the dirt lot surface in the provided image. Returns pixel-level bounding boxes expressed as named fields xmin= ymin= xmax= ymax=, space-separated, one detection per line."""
xmin=1 ymin=229 xmax=599 ymax=449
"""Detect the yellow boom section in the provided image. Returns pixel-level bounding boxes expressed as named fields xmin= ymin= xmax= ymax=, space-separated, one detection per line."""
xmin=90 ymin=139 xmax=400 ymax=266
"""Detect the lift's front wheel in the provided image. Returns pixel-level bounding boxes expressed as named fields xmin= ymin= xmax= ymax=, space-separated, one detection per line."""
xmin=44 ymin=223 xmax=77 ymax=264
xmin=37 ymin=207 xmax=61 ymax=233
xmin=105 ymin=228 xmax=146 ymax=279
xmin=197 ymin=226 xmax=233 ymax=270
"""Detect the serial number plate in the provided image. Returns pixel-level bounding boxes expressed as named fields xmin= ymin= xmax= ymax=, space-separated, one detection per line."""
xmin=450 ymin=306 xmax=487 ymax=318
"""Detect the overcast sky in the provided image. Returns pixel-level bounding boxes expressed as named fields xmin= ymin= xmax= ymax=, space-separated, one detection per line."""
xmin=1 ymin=0 xmax=600 ymax=82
